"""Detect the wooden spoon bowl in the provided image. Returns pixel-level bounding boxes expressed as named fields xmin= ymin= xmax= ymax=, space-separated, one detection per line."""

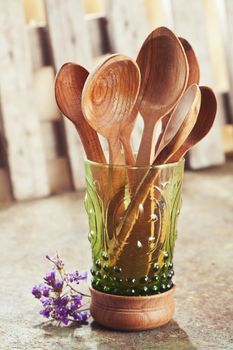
xmin=179 ymin=37 xmax=200 ymax=88
xmin=82 ymin=54 xmax=140 ymax=164
xmin=154 ymin=84 xmax=201 ymax=161
xmin=168 ymin=86 xmax=217 ymax=163
xmin=157 ymin=36 xmax=200 ymax=153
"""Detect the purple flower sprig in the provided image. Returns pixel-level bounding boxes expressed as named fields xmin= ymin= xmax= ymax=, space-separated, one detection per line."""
xmin=32 ymin=254 xmax=90 ymax=326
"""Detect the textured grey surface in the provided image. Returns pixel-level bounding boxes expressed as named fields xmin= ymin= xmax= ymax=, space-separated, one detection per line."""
xmin=0 ymin=163 xmax=233 ymax=350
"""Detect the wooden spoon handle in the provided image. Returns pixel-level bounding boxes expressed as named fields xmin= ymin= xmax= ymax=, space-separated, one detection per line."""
xmin=109 ymin=85 xmax=201 ymax=267
xmin=120 ymin=136 xmax=135 ymax=165
xmin=74 ymin=121 xmax=106 ymax=163
xmin=108 ymin=138 xmax=123 ymax=164
xmin=154 ymin=114 xmax=170 ymax=156
xmin=136 ymin=120 xmax=155 ymax=165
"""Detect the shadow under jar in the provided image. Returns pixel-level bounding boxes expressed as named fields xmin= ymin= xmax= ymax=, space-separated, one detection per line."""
xmin=84 ymin=158 xmax=184 ymax=330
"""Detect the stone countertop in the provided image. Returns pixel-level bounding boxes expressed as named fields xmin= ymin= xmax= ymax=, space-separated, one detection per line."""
xmin=0 ymin=163 xmax=232 ymax=350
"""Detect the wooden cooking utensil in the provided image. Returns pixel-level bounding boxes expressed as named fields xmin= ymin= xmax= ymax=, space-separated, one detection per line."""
xmin=120 ymin=104 xmax=139 ymax=165
xmin=82 ymin=54 xmax=140 ymax=164
xmin=156 ymin=36 xmax=200 ymax=155
xmin=168 ymin=86 xmax=217 ymax=163
xmin=179 ymin=37 xmax=200 ymax=89
xmin=154 ymin=84 xmax=201 ymax=162
xmin=136 ymin=27 xmax=188 ymax=166
xmin=110 ymin=84 xmax=201 ymax=267
xmin=55 ymin=62 xmax=106 ymax=163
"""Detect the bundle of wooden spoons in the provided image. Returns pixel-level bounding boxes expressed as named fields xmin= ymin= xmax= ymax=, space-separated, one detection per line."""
xmin=55 ymin=26 xmax=216 ymax=169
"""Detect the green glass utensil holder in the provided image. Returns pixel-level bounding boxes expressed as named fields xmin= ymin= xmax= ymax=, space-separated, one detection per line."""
xmin=85 ymin=159 xmax=184 ymax=297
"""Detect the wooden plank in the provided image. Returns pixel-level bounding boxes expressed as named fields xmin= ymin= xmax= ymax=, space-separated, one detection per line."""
xmin=222 ymin=124 xmax=233 ymax=154
xmin=28 ymin=25 xmax=52 ymax=70
xmin=86 ymin=14 xmax=111 ymax=57
xmin=203 ymin=0 xmax=229 ymax=94
xmin=45 ymin=0 xmax=93 ymax=190
xmin=171 ymin=0 xmax=225 ymax=168
xmin=145 ymin=0 xmax=174 ymax=29
xmin=40 ymin=120 xmax=72 ymax=192
xmin=41 ymin=122 xmax=58 ymax=161
xmin=104 ymin=0 xmax=149 ymax=156
xmin=104 ymin=0 xmax=149 ymax=57
xmin=23 ymin=0 xmax=46 ymax=23
xmin=84 ymin=0 xmax=104 ymax=14
xmin=0 ymin=169 xmax=12 ymax=202
xmin=45 ymin=0 xmax=92 ymax=70
xmin=33 ymin=66 xmax=59 ymax=122
xmin=0 ymin=130 xmax=12 ymax=202
xmin=224 ymin=0 xmax=233 ymax=118
xmin=0 ymin=0 xmax=49 ymax=200
xmin=47 ymin=157 xmax=72 ymax=194
xmin=28 ymin=15 xmax=108 ymax=71
xmin=28 ymin=27 xmax=73 ymax=194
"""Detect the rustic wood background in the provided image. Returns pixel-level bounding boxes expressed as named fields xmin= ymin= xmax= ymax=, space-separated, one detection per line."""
xmin=0 ymin=0 xmax=232 ymax=202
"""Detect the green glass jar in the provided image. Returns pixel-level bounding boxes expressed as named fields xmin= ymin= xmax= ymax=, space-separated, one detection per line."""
xmin=84 ymin=159 xmax=184 ymax=296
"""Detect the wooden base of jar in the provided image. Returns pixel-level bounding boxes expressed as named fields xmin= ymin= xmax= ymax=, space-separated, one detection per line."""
xmin=90 ymin=285 xmax=176 ymax=331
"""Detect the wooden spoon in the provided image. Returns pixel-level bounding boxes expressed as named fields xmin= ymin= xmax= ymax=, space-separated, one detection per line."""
xmin=109 ymin=84 xmax=201 ymax=267
xmin=154 ymin=84 xmax=201 ymax=161
xmin=154 ymin=84 xmax=201 ymax=163
xmin=168 ymin=86 xmax=217 ymax=163
xmin=55 ymin=62 xmax=106 ymax=163
xmin=179 ymin=37 xmax=200 ymax=89
xmin=156 ymin=36 xmax=200 ymax=154
xmin=82 ymin=54 xmax=140 ymax=164
xmin=120 ymin=104 xmax=139 ymax=165
xmin=136 ymin=27 xmax=188 ymax=166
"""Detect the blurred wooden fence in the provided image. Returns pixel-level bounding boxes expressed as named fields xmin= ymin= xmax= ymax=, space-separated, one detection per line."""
xmin=0 ymin=0 xmax=232 ymax=202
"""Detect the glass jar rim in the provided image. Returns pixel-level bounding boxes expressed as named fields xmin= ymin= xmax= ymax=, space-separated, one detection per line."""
xmin=84 ymin=157 xmax=185 ymax=170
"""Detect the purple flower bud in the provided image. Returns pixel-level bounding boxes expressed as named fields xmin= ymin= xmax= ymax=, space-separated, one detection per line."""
xmin=66 ymin=271 xmax=87 ymax=284
xmin=40 ymin=296 xmax=53 ymax=307
xmin=40 ymin=307 xmax=52 ymax=318
xmin=56 ymin=257 xmax=64 ymax=270
xmin=53 ymin=280 xmax=63 ymax=293
xmin=78 ymin=271 xmax=88 ymax=281
xmin=54 ymin=305 xmax=69 ymax=325
xmin=72 ymin=294 xmax=83 ymax=307
xmin=61 ymin=317 xmax=69 ymax=325
xmin=72 ymin=311 xmax=81 ymax=321
xmin=72 ymin=293 xmax=83 ymax=301
xmin=44 ymin=270 xmax=56 ymax=286
xmin=80 ymin=311 xmax=90 ymax=323
xmin=46 ymin=254 xmax=64 ymax=270
xmin=68 ymin=294 xmax=84 ymax=317
xmin=54 ymin=296 xmax=69 ymax=307
xmin=32 ymin=285 xmax=42 ymax=299
xmin=42 ymin=286 xmax=50 ymax=297
xmin=72 ymin=311 xmax=90 ymax=323
xmin=32 ymin=284 xmax=50 ymax=299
